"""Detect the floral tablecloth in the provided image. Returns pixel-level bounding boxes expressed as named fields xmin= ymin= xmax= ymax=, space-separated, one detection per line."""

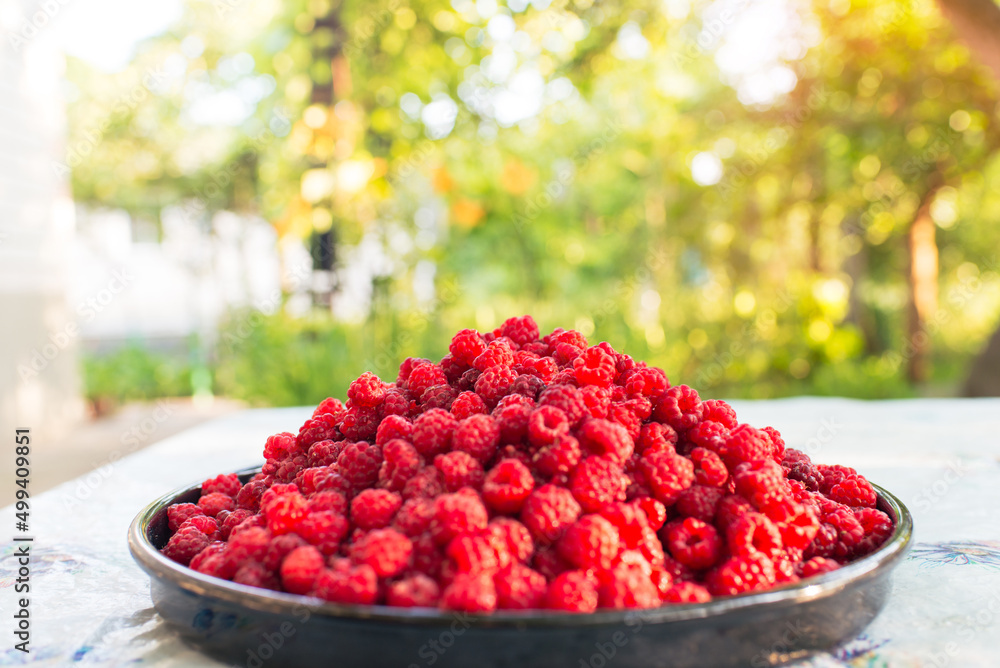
xmin=3 ymin=398 xmax=999 ymax=667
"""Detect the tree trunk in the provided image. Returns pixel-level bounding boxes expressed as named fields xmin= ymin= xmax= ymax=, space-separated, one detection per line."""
xmin=906 ymin=187 xmax=941 ymax=384
xmin=936 ymin=0 xmax=1000 ymax=80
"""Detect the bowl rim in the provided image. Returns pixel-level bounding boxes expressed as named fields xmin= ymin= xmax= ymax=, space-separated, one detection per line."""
xmin=129 ymin=466 xmax=913 ymax=628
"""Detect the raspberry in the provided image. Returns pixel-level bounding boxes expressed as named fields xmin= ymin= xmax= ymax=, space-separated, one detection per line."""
xmin=236 ymin=481 xmax=267 ymax=512
xmin=378 ymin=439 xmax=422 ymax=492
xmin=700 ymin=399 xmax=738 ymax=429
xmin=446 ymin=534 xmax=500 ymax=573
xmin=494 ymin=564 xmax=547 ymax=609
xmin=297 ymin=511 xmax=349 ymax=555
xmin=406 ymin=362 xmax=448 ymax=398
xmin=597 ymin=563 xmax=660 ymax=609
xmin=261 ymin=490 xmax=308 ymax=535
xmin=538 ymin=384 xmax=587 ymax=426
xmin=431 ymin=491 xmax=490 ymax=545
xmin=280 ymin=545 xmax=325 ymax=594
xmin=639 ymin=450 xmax=695 ymax=506
xmin=762 ymin=426 xmax=786 ymax=461
xmin=690 ymin=447 xmax=729 ymax=487
xmin=527 ymin=406 xmax=570 ymax=447
xmin=451 ymin=391 xmax=488 ymax=419
xmin=350 ymin=528 xmax=413 ymax=577
xmin=532 ymin=434 xmax=582 ymax=477
xmin=233 ymin=562 xmax=279 ymax=590
xmin=520 ymin=484 xmax=582 ymax=544
xmin=557 ymin=514 xmax=621 ymax=570
xmin=397 ymin=357 xmax=431 ymax=384
xmin=573 ymin=346 xmax=616 ymax=387
xmin=607 ymin=403 xmax=642 ymax=441
xmin=263 ymin=432 xmax=299 ymax=461
xmin=580 ymin=384 xmax=612 ymax=419
xmin=450 ymin=329 xmax=487 ymax=366
xmin=517 ymin=355 xmax=559 ymax=382
xmin=473 ymin=339 xmax=515 ymax=372
xmin=706 ymin=553 xmax=776 ymax=596
xmin=225 ymin=526 xmax=271 ymax=566
xmin=492 ymin=400 xmax=533 ymax=444
xmin=761 ymin=497 xmax=819 ymax=550
xmin=653 ymin=385 xmax=703 ymax=432
xmin=475 ymin=366 xmax=518 ymax=408
xmin=296 ymin=414 xmax=340 ymax=450
xmin=421 ymin=384 xmax=458 ymax=411
xmin=412 ymin=408 xmax=457 ymax=457
xmin=482 ymin=458 xmax=535 ymax=513
xmin=313 ymin=563 xmax=378 ymax=605
xmin=307 ymin=440 xmax=343 ymax=467
xmin=168 ymin=503 xmax=205 ymax=533
xmin=545 ymin=571 xmax=598 ymax=613
xmin=163 ymin=525 xmax=211 ymax=565
xmin=663 ymin=518 xmax=723 ymax=570
xmin=348 ymin=372 xmax=386 ymax=407
xmin=452 ymin=414 xmax=500 ymax=463
xmin=807 ymin=501 xmax=864 ymax=560
xmin=799 ymin=557 xmax=840 ymax=578
xmin=189 ymin=542 xmax=231 ymax=578
xmin=637 ymin=422 xmax=678 ymax=455
xmin=339 ymin=407 xmax=379 ymax=441
xmin=181 ymin=515 xmax=220 ymax=539
xmin=487 ymin=517 xmax=534 ymax=564
xmin=313 ymin=397 xmax=346 ymax=419
xmin=598 ymin=502 xmax=648 ymax=548
xmin=441 ymin=572 xmax=497 ymax=612
xmin=262 ymin=533 xmax=306 ymax=571
xmin=852 ymin=507 xmax=893 ymax=557
xmin=434 ymin=451 xmax=485 ymax=491
xmin=497 ymin=315 xmax=540 ymax=346
xmin=510 ymin=373 xmax=546 ymax=401
xmin=402 ymin=466 xmax=446 ymax=500
xmin=733 ymin=460 xmax=785 ymax=506
xmin=720 ymin=424 xmax=772 ymax=469
xmin=634 ymin=497 xmax=667 ymax=531
xmin=375 ymin=415 xmax=413 ymax=447
xmin=393 ymin=497 xmax=435 ymax=536
xmin=623 ymin=366 xmax=669 ymax=397
xmin=787 ymin=462 xmax=822 ymax=491
xmin=577 ymin=419 xmax=634 ymax=465
xmin=826 ymin=473 xmax=877 ymax=509
xmin=202 ymin=473 xmax=241 ymax=497
xmin=725 ymin=511 xmax=783 ymax=559
xmin=337 ymin=441 xmax=383 ymax=489
xmin=350 ymin=489 xmax=402 ymax=529
xmin=220 ymin=509 xmax=254 ymax=540
xmin=569 ymin=456 xmax=628 ymax=513
xmin=387 ymin=574 xmax=440 ymax=607
xmin=381 ymin=389 xmax=413 ymax=417
xmin=662 ymin=581 xmax=712 ymax=604
xmin=198 ymin=492 xmax=235 ymax=518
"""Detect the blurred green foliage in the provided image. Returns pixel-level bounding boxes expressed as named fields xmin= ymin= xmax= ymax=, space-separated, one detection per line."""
xmin=83 ymin=345 xmax=194 ymax=406
xmin=67 ymin=0 xmax=1000 ymax=404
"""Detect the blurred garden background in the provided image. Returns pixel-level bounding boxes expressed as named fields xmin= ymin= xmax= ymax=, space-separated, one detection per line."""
xmin=4 ymin=0 xmax=1000 ymax=462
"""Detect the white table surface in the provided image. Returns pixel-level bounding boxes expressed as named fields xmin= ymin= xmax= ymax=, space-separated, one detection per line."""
xmin=4 ymin=398 xmax=1000 ymax=666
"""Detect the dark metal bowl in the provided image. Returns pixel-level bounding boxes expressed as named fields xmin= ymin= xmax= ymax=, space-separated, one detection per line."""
xmin=129 ymin=468 xmax=912 ymax=668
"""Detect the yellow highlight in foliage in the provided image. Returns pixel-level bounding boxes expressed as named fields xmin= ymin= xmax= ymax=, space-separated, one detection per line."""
xmin=501 ymin=159 xmax=537 ymax=195
xmin=432 ymin=167 xmax=454 ymax=193
xmin=451 ymin=198 xmax=485 ymax=228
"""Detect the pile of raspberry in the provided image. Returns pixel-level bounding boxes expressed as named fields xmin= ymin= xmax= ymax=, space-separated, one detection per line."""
xmin=161 ymin=316 xmax=894 ymax=612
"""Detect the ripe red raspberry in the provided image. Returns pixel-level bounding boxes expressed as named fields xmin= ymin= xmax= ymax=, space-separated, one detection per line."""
xmin=387 ymin=574 xmax=440 ymax=607
xmin=520 ymin=484 xmax=582 ymax=544
xmin=852 ymin=507 xmax=893 ymax=557
xmin=263 ymin=432 xmax=298 ymax=461
xmin=569 ymin=456 xmax=628 ymax=513
xmin=639 ymin=450 xmax=695 ymax=506
xmin=799 ymin=557 xmax=840 ymax=578
xmin=378 ymin=439 xmax=422 ymax=492
xmin=339 ymin=407 xmax=379 ymax=441
xmin=809 ymin=501 xmax=865 ymax=560
xmin=720 ymin=424 xmax=772 ymax=469
xmin=349 ymin=528 xmax=413 ymax=577
xmin=634 ymin=497 xmax=667 ymax=531
xmin=759 ymin=497 xmax=819 ymax=550
xmin=337 ymin=441 xmax=382 ymax=489
xmin=683 ymin=420 xmax=728 ymax=456
xmin=451 ymin=391 xmax=488 ymax=420
xmin=580 ymin=384 xmax=612 ymax=419
xmin=420 ymin=384 xmax=458 ymax=412
xmin=492 ymin=398 xmax=533 ymax=444
xmin=262 ymin=533 xmax=306 ymax=571
xmin=348 ymin=372 xmax=386 ymax=408
xmin=296 ymin=414 xmax=340 ymax=450
xmin=653 ymin=385 xmax=703 ymax=432
xmin=298 ymin=511 xmax=349 ymax=555
xmin=473 ymin=339 xmax=515 ymax=372
xmin=545 ymin=570 xmax=598 ymax=613
xmin=446 ymin=534 xmax=500 ymax=574
xmin=431 ymin=491 xmax=490 ymax=545
xmin=494 ymin=564 xmax=547 ymax=609
xmin=434 ymin=451 xmax=485 ymax=491
xmin=725 ymin=511 xmax=783 ymax=559
xmin=825 ymin=473 xmax=877 ymax=509
xmin=598 ymin=502 xmax=648 ymax=549
xmin=532 ymin=433 xmax=582 ymax=477
xmin=235 ymin=480 xmax=267 ymax=512
xmin=573 ymin=346 xmax=616 ymax=387
xmin=597 ymin=563 xmax=661 ymax=609
xmin=578 ymin=418 xmax=634 ymax=465
xmin=375 ymin=415 xmax=413 ymax=447
xmin=558 ymin=514 xmax=621 ymax=570
xmin=280 ymin=545 xmax=325 ymax=594
xmin=350 ymin=488 xmax=402 ymax=529
xmin=263 ymin=492 xmax=308 ymax=536
xmin=163 ymin=525 xmax=211 ymax=565
xmin=410 ymin=532 xmax=444 ymax=577
xmin=307 ymin=440 xmax=343 ymax=467
xmin=168 ymin=503 xmax=205 ymax=532
xmin=663 ymin=518 xmax=723 ymax=570
xmin=450 ymin=328 xmax=487 ymax=366
xmin=706 ymin=553 xmax=777 ymax=596
xmin=762 ymin=426 xmax=786 ymax=461
xmin=452 ymin=414 xmax=500 ymax=463
xmin=527 ymin=406 xmax=570 ymax=447
xmin=313 ymin=563 xmax=378 ymax=605
xmin=637 ymin=422 xmax=679 ymax=455
xmin=482 ymin=458 xmax=535 ymax=513
xmin=180 ymin=515 xmax=220 ymax=539
xmin=516 ymin=355 xmax=559 ymax=383
xmin=202 ymin=473 xmax=241 ymax=497
xmin=381 ymin=389 xmax=413 ymax=417
xmin=538 ymin=384 xmax=587 ymax=426
xmin=225 ymin=525 xmax=271 ymax=567
xmin=475 ymin=366 xmax=518 ymax=408
xmin=393 ymin=497 xmax=434 ymax=536
xmin=733 ymin=459 xmax=786 ymax=506
xmin=198 ymin=492 xmax=235 ymax=518
xmin=313 ymin=397 xmax=346 ymax=419
xmin=623 ymin=366 xmax=669 ymax=397
xmin=607 ymin=403 xmax=642 ymax=441
xmin=497 ymin=315 xmax=540 ymax=346
xmin=487 ymin=517 xmax=534 ymax=564
xmin=662 ymin=581 xmax=712 ymax=604
xmin=690 ymin=447 xmax=729 ymax=487
xmin=397 ymin=357 xmax=432 ymax=384
xmin=233 ymin=562 xmax=279 ymax=590
xmin=189 ymin=542 xmax=231 ymax=579
xmin=411 ymin=408 xmax=457 ymax=458
xmin=441 ymin=572 xmax=497 ymax=612
xmin=401 ymin=466 xmax=445 ymax=500
xmin=406 ymin=362 xmax=448 ymax=398
xmin=219 ymin=509 xmax=253 ymax=540
xmin=510 ymin=373 xmax=546 ymax=401
xmin=700 ymin=399 xmax=738 ymax=429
